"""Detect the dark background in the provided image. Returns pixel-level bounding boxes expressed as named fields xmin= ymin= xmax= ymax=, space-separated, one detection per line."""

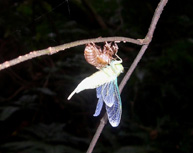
xmin=0 ymin=0 xmax=193 ymax=153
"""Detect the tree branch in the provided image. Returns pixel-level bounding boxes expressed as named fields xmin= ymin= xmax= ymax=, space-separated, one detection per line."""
xmin=86 ymin=0 xmax=168 ymax=153
xmin=0 ymin=37 xmax=144 ymax=71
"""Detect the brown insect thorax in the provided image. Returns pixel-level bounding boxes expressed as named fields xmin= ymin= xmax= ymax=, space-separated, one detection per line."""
xmin=84 ymin=42 xmax=118 ymax=69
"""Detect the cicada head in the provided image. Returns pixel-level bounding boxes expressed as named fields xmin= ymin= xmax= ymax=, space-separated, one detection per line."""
xmin=110 ymin=60 xmax=124 ymax=75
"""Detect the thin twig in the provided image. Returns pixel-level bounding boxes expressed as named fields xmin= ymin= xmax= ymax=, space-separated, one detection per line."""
xmin=86 ymin=0 xmax=168 ymax=152
xmin=119 ymin=45 xmax=148 ymax=93
xmin=86 ymin=114 xmax=108 ymax=153
xmin=0 ymin=37 xmax=144 ymax=71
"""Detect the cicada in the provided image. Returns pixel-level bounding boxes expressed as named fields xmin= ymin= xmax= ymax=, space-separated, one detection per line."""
xmin=84 ymin=42 xmax=118 ymax=69
xmin=68 ymin=60 xmax=123 ymax=127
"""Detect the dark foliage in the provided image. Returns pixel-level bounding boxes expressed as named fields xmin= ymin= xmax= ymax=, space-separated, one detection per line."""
xmin=0 ymin=0 xmax=193 ymax=153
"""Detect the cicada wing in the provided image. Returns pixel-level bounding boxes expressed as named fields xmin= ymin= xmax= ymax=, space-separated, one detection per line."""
xmin=101 ymin=81 xmax=117 ymax=107
xmin=94 ymin=82 xmax=117 ymax=117
xmin=105 ymin=79 xmax=122 ymax=127
xmin=96 ymin=86 xmax=102 ymax=98
xmin=93 ymin=96 xmax=103 ymax=117
xmin=94 ymin=86 xmax=104 ymax=117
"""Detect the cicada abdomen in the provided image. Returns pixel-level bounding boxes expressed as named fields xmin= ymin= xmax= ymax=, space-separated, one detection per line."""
xmin=84 ymin=42 xmax=118 ymax=69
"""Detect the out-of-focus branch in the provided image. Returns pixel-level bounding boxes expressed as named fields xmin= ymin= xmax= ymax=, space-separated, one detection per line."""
xmin=119 ymin=0 xmax=168 ymax=92
xmin=0 ymin=37 xmax=144 ymax=71
xmin=81 ymin=0 xmax=108 ymax=29
xmin=86 ymin=0 xmax=168 ymax=153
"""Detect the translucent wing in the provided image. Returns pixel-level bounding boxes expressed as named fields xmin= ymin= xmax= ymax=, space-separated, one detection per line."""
xmin=94 ymin=86 xmax=103 ymax=116
xmin=96 ymin=86 xmax=102 ymax=98
xmin=93 ymin=96 xmax=103 ymax=117
xmin=105 ymin=79 xmax=122 ymax=127
xmin=94 ymin=82 xmax=115 ymax=117
xmin=95 ymin=78 xmax=122 ymax=127
xmin=101 ymin=81 xmax=117 ymax=107
xmin=103 ymin=79 xmax=122 ymax=127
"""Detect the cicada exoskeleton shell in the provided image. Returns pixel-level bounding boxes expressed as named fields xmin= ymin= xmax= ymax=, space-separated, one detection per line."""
xmin=84 ymin=42 xmax=118 ymax=69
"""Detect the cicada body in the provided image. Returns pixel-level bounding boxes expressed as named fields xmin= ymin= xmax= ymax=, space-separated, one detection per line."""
xmin=67 ymin=60 xmax=123 ymax=127
xmin=84 ymin=42 xmax=118 ymax=69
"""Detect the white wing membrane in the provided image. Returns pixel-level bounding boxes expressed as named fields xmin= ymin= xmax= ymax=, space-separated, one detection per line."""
xmin=68 ymin=61 xmax=123 ymax=100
